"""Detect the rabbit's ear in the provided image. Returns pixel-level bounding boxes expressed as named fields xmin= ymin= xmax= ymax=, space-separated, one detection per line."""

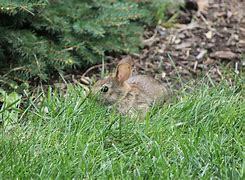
xmin=115 ymin=63 xmax=131 ymax=83
xmin=119 ymin=56 xmax=133 ymax=66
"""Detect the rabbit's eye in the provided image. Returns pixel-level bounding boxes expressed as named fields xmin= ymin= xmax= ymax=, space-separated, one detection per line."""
xmin=101 ymin=85 xmax=109 ymax=93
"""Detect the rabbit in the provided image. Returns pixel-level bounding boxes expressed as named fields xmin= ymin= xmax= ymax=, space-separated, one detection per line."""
xmin=92 ymin=56 xmax=170 ymax=117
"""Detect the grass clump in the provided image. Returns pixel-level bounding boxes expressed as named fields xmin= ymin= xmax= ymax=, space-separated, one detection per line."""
xmin=0 ymin=82 xmax=244 ymax=179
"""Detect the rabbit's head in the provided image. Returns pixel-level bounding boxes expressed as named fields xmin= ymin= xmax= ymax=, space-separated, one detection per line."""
xmin=93 ymin=57 xmax=133 ymax=106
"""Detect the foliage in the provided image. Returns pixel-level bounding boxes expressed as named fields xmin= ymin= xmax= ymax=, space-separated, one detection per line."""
xmin=0 ymin=81 xmax=244 ymax=179
xmin=0 ymin=88 xmax=22 ymax=130
xmin=132 ymin=0 xmax=183 ymax=25
xmin=0 ymin=0 xmax=148 ymax=89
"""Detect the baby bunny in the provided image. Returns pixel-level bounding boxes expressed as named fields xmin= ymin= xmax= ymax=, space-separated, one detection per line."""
xmin=93 ymin=56 xmax=170 ymax=117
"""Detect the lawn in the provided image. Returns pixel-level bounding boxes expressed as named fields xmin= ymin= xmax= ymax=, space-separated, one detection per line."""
xmin=0 ymin=81 xmax=244 ymax=179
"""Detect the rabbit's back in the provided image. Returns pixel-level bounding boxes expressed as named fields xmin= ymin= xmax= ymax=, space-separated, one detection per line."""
xmin=127 ymin=75 xmax=169 ymax=103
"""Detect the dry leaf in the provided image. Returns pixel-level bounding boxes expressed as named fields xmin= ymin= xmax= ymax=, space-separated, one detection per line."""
xmin=175 ymin=42 xmax=192 ymax=50
xmin=210 ymin=51 xmax=237 ymax=60
xmin=205 ymin=31 xmax=212 ymax=39
xmin=238 ymin=40 xmax=245 ymax=47
xmin=196 ymin=49 xmax=207 ymax=60
xmin=197 ymin=0 xmax=209 ymax=13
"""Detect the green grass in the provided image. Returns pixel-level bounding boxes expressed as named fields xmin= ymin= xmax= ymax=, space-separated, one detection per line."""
xmin=0 ymin=82 xmax=244 ymax=179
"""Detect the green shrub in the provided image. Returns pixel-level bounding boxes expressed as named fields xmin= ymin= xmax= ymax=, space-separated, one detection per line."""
xmin=132 ymin=0 xmax=183 ymax=25
xmin=0 ymin=0 xmax=148 ymax=89
xmin=0 ymin=0 xmax=182 ymax=91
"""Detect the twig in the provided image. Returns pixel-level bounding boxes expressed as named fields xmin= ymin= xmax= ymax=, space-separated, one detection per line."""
xmin=193 ymin=61 xmax=198 ymax=72
xmin=101 ymin=56 xmax=105 ymax=77
xmin=20 ymin=6 xmax=35 ymax=16
xmin=175 ymin=61 xmax=197 ymax=75
xmin=216 ymin=66 xmax=224 ymax=79
xmin=82 ymin=62 xmax=114 ymax=77
xmin=2 ymin=66 xmax=26 ymax=78
xmin=143 ymin=29 xmax=158 ymax=46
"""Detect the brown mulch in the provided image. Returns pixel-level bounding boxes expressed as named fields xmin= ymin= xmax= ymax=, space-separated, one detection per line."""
xmin=134 ymin=0 xmax=245 ymax=89
xmin=66 ymin=0 xmax=245 ymax=90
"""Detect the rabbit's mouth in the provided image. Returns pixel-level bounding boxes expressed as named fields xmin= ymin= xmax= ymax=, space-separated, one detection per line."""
xmin=93 ymin=92 xmax=111 ymax=105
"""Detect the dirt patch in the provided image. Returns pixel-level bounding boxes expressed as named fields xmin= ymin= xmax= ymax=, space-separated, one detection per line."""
xmin=135 ymin=0 xmax=244 ymax=88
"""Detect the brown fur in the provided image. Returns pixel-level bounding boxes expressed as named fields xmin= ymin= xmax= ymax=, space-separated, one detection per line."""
xmin=93 ymin=57 xmax=170 ymax=117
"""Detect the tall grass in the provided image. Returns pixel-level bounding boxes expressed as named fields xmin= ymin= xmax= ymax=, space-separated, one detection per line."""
xmin=0 ymin=82 xmax=244 ymax=179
